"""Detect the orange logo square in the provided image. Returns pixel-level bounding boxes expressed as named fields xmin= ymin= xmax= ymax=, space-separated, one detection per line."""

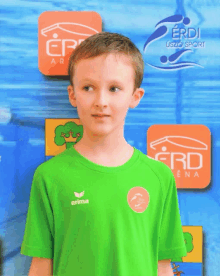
xmin=182 ymin=226 xmax=203 ymax=263
xmin=45 ymin=118 xmax=83 ymax=156
xmin=38 ymin=11 xmax=102 ymax=76
xmin=147 ymin=125 xmax=211 ymax=189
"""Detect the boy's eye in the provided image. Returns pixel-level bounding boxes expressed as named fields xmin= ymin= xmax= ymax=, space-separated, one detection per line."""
xmin=82 ymin=86 xmax=120 ymax=92
xmin=83 ymin=86 xmax=93 ymax=91
xmin=110 ymin=86 xmax=120 ymax=92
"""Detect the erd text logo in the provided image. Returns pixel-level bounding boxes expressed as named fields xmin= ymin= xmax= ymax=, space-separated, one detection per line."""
xmin=38 ymin=11 xmax=102 ymax=75
xmin=147 ymin=125 xmax=211 ymax=189
xmin=144 ymin=14 xmax=204 ymax=71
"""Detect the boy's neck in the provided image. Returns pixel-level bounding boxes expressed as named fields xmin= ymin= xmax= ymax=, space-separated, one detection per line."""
xmin=73 ymin=137 xmax=134 ymax=167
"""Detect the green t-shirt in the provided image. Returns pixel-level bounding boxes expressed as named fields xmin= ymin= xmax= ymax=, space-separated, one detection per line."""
xmin=20 ymin=146 xmax=187 ymax=276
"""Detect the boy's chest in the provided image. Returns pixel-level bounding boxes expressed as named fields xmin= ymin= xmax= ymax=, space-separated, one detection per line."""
xmin=52 ymin=167 xmax=163 ymax=227
xmin=50 ymin=166 xmax=164 ymax=276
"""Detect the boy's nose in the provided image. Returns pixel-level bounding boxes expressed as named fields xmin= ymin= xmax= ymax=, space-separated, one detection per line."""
xmin=94 ymin=90 xmax=109 ymax=107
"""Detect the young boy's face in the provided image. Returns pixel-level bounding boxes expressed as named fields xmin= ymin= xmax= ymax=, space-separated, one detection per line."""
xmin=68 ymin=53 xmax=144 ymax=139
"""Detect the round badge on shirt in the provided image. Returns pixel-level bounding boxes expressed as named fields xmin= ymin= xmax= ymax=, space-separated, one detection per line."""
xmin=127 ymin=187 xmax=150 ymax=213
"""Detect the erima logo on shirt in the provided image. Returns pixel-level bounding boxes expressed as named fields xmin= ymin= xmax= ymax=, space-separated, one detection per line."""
xmin=70 ymin=188 xmax=150 ymax=212
xmin=71 ymin=191 xmax=89 ymax=205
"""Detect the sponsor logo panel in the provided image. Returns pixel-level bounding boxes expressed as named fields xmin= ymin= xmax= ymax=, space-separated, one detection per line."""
xmin=38 ymin=11 xmax=102 ymax=75
xmin=147 ymin=125 xmax=211 ymax=188
xmin=45 ymin=118 xmax=83 ymax=156
xmin=171 ymin=226 xmax=203 ymax=275
xmin=144 ymin=14 xmax=205 ymax=71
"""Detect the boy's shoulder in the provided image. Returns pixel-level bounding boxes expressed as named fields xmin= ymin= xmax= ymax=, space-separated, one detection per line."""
xmin=138 ymin=150 xmax=174 ymax=195
xmin=35 ymin=147 xmax=74 ymax=176
xmin=139 ymin=150 xmax=173 ymax=180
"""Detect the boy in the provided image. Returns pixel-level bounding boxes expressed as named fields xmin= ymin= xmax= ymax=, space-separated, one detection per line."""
xmin=20 ymin=32 xmax=187 ymax=276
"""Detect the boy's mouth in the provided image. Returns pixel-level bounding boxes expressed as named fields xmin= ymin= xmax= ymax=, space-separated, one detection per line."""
xmin=92 ymin=114 xmax=110 ymax=117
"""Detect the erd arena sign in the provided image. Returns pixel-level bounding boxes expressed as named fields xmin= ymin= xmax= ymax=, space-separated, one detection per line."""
xmin=147 ymin=125 xmax=211 ymax=189
xmin=38 ymin=11 xmax=102 ymax=75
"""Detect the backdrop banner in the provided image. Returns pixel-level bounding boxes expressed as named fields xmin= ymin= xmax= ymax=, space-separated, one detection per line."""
xmin=0 ymin=1 xmax=219 ymax=275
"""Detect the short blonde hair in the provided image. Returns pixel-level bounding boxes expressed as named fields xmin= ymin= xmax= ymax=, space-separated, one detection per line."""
xmin=68 ymin=32 xmax=144 ymax=92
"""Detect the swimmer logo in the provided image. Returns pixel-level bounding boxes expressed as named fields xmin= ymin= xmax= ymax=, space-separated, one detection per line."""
xmin=127 ymin=187 xmax=150 ymax=213
xmin=144 ymin=14 xmax=204 ymax=71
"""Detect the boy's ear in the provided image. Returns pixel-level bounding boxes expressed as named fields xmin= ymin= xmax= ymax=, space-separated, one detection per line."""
xmin=129 ymin=87 xmax=145 ymax=109
xmin=67 ymin=85 xmax=77 ymax=107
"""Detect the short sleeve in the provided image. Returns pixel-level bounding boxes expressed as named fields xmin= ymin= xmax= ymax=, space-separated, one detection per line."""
xmin=158 ymin=172 xmax=187 ymax=261
xmin=20 ymin=167 xmax=54 ymax=258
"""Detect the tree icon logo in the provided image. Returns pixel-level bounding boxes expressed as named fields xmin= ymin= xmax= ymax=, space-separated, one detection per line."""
xmin=54 ymin=121 xmax=83 ymax=149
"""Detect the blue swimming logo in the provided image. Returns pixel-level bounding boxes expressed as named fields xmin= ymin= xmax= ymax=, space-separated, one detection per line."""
xmin=144 ymin=14 xmax=204 ymax=71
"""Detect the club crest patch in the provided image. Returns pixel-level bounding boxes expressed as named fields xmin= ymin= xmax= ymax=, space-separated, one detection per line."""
xmin=127 ymin=187 xmax=150 ymax=213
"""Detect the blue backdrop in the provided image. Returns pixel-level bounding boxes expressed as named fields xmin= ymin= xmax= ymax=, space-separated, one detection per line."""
xmin=0 ymin=0 xmax=220 ymax=275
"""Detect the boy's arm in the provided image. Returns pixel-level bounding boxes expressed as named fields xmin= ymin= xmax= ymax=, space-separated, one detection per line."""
xmin=28 ymin=257 xmax=53 ymax=276
xmin=158 ymin=259 xmax=173 ymax=276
